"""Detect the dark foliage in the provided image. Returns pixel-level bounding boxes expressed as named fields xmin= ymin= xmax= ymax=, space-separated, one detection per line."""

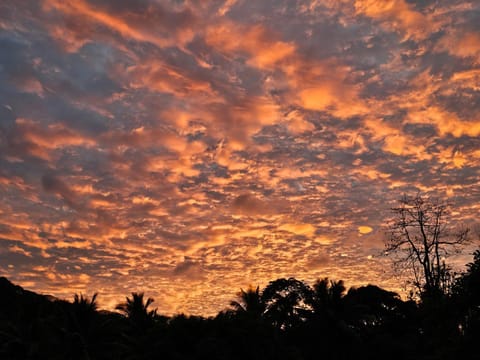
xmin=1 ymin=250 xmax=480 ymax=360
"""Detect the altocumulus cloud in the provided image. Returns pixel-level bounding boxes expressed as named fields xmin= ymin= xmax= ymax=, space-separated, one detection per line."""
xmin=0 ymin=0 xmax=478 ymax=315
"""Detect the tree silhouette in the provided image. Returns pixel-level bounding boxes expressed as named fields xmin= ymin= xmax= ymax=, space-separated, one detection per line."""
xmin=344 ymin=285 xmax=404 ymax=328
xmin=64 ymin=293 xmax=100 ymax=359
xmin=454 ymin=249 xmax=480 ymax=305
xmin=229 ymin=286 xmax=265 ymax=318
xmin=452 ymin=248 xmax=480 ymax=345
xmin=73 ymin=293 xmax=98 ymax=312
xmin=116 ymin=293 xmax=155 ymax=318
xmin=261 ymin=278 xmax=312 ymax=330
xmin=70 ymin=293 xmax=99 ymax=336
xmin=296 ymin=278 xmax=355 ymax=360
xmin=115 ymin=293 xmax=160 ymax=359
xmin=386 ymin=193 xmax=469 ymax=297
xmin=6 ymin=259 xmax=480 ymax=360
xmin=342 ymin=285 xmax=420 ymax=360
xmin=116 ymin=292 xmax=157 ymax=331
xmin=310 ymin=278 xmax=345 ymax=314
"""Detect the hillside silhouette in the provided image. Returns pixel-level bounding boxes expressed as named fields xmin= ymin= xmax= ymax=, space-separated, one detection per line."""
xmin=1 ymin=249 xmax=480 ymax=360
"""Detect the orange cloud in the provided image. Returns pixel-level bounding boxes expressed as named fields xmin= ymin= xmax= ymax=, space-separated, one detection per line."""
xmin=408 ymin=106 xmax=480 ymax=138
xmin=126 ymin=60 xmax=216 ymax=98
xmin=437 ymin=31 xmax=480 ymax=61
xmin=206 ymin=22 xmax=296 ymax=70
xmin=451 ymin=69 xmax=480 ymax=87
xmin=363 ymin=117 xmax=432 ymax=159
xmin=296 ymin=80 xmax=366 ymax=118
xmin=358 ymin=226 xmax=373 ymax=235
xmin=284 ymin=56 xmax=366 ymax=118
xmin=355 ymin=0 xmax=435 ymax=40
xmin=16 ymin=119 xmax=96 ymax=149
xmin=4 ymin=119 xmax=96 ymax=162
xmin=206 ymin=20 xmax=366 ymax=118
xmin=43 ymin=0 xmax=196 ymax=49
xmin=279 ymin=223 xmax=317 ymax=237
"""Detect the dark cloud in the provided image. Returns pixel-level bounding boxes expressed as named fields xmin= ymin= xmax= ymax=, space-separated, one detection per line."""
xmin=231 ymin=193 xmax=268 ymax=215
xmin=0 ymin=35 xmax=44 ymax=103
xmin=85 ymin=0 xmax=196 ymax=28
xmin=0 ymin=105 xmax=16 ymax=141
xmin=173 ymin=258 xmax=205 ymax=281
xmin=306 ymin=253 xmax=330 ymax=270
xmin=41 ymin=174 xmax=79 ymax=209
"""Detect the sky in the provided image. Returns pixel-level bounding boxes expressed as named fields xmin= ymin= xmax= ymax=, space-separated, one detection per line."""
xmin=0 ymin=0 xmax=479 ymax=316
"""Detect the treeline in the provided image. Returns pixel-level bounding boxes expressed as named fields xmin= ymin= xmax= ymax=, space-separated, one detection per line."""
xmin=1 ymin=250 xmax=480 ymax=360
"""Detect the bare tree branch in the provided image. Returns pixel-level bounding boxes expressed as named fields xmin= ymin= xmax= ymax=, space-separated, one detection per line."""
xmin=385 ymin=193 xmax=470 ymax=297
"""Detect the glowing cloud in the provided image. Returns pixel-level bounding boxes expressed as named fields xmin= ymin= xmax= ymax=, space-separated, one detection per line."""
xmin=0 ymin=0 xmax=478 ymax=316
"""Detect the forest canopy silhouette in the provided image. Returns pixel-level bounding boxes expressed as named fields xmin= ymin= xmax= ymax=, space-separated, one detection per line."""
xmin=1 ymin=194 xmax=478 ymax=359
xmin=2 ymin=251 xmax=480 ymax=359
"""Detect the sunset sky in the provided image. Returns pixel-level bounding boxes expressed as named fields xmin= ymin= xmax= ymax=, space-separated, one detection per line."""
xmin=0 ymin=0 xmax=479 ymax=315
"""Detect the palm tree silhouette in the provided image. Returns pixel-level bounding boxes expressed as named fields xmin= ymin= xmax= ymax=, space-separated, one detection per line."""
xmin=310 ymin=278 xmax=346 ymax=314
xmin=72 ymin=293 xmax=99 ymax=327
xmin=115 ymin=293 xmax=159 ymax=359
xmin=116 ymin=292 xmax=157 ymax=330
xmin=61 ymin=293 xmax=103 ymax=359
xmin=230 ymin=286 xmax=265 ymax=318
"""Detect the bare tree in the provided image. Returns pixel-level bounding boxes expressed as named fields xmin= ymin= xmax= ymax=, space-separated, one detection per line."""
xmin=386 ymin=193 xmax=469 ymax=297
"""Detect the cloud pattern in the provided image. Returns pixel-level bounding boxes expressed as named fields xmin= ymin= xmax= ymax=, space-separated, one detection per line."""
xmin=0 ymin=0 xmax=479 ymax=315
